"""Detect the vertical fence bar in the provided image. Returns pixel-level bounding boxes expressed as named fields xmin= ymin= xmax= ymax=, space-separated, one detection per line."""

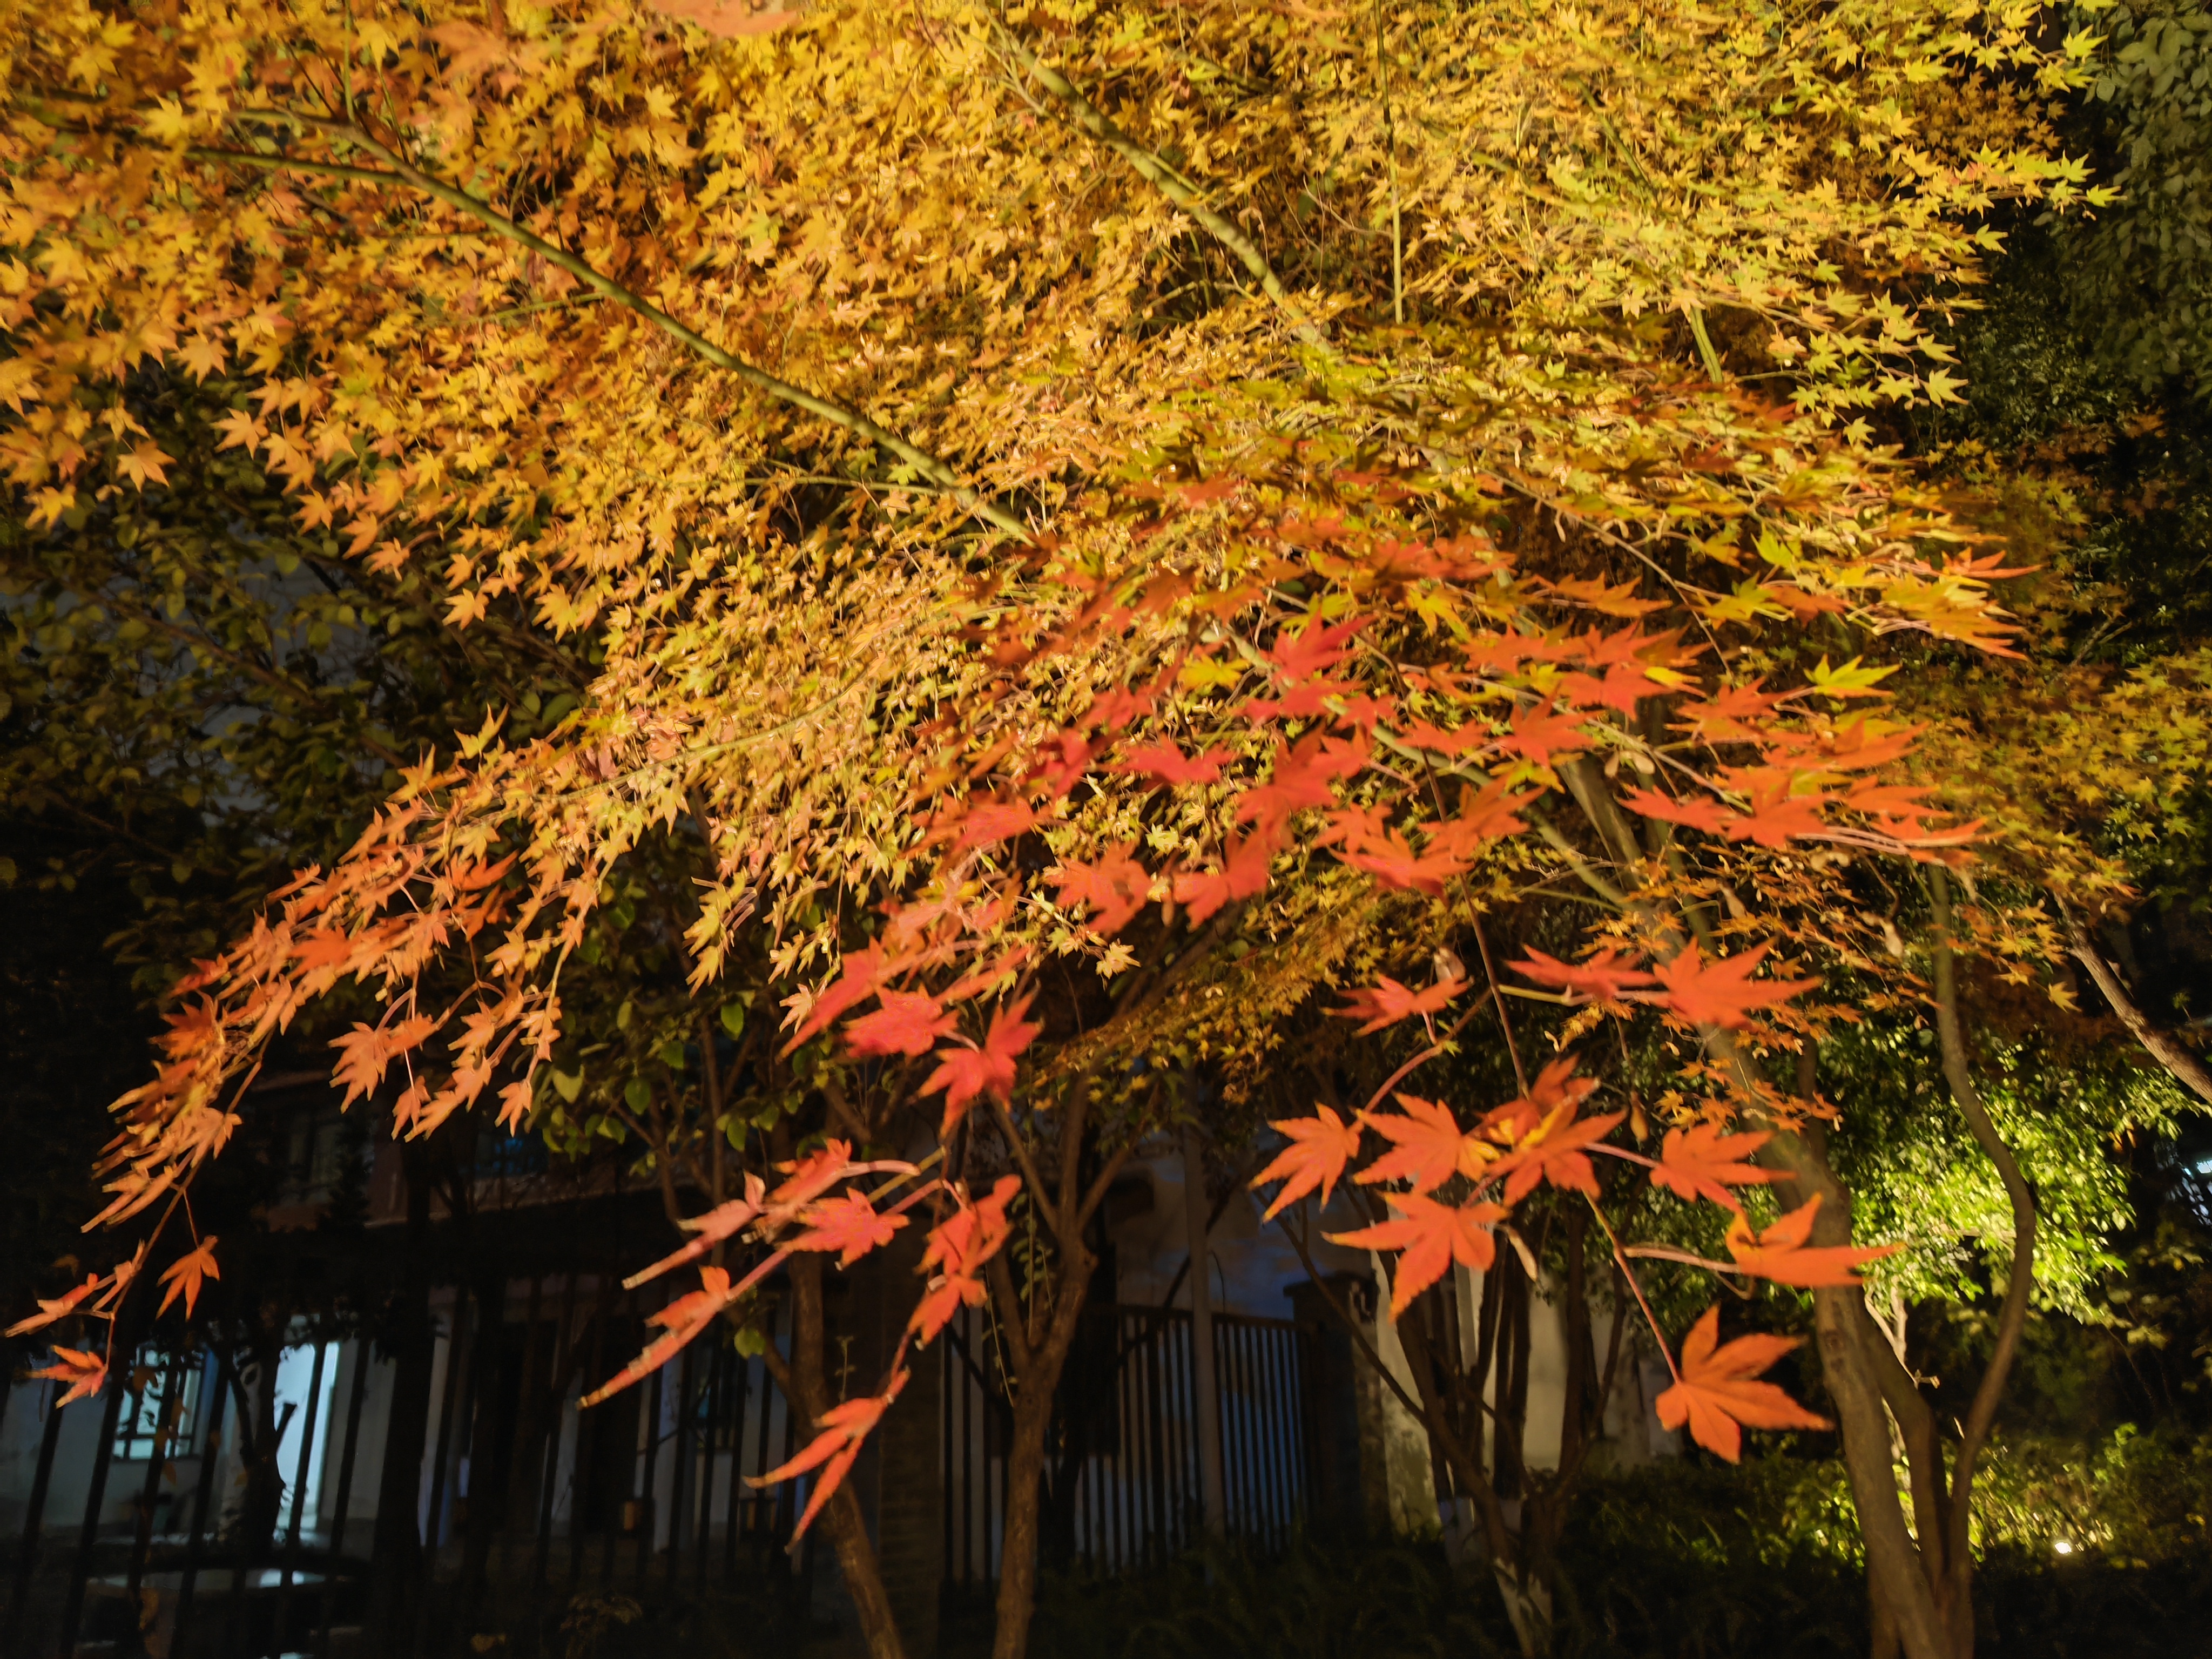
xmin=166 ymin=1353 xmax=228 ymax=1659
xmin=4 ymin=1380 xmax=63 ymax=1659
xmin=123 ymin=1351 xmax=185 ymax=1617
xmin=272 ymin=1336 xmax=328 ymax=1655
xmin=571 ymin=1286 xmax=609 ymax=1588
xmin=665 ymin=1342 xmax=694 ymax=1592
xmin=723 ymin=1325 xmax=749 ymax=1578
xmin=315 ymin=1340 xmax=373 ymax=1658
xmin=418 ymin=1290 xmax=474 ymax=1655
xmin=633 ymin=1351 xmax=663 ymax=1595
xmin=57 ymin=1348 xmax=131 ymax=1659
xmin=535 ymin=1271 xmax=581 ymax=1589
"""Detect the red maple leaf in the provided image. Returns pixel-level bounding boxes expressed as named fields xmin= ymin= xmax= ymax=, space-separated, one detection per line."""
xmin=1655 ymin=1305 xmax=1830 ymax=1461
xmin=928 ymin=794 xmax=1038 ymax=855
xmin=1497 ymin=700 xmax=1589 ymax=766
xmin=1509 ymin=947 xmax=1656 ymax=1002
xmin=1250 ymin=1105 xmax=1364 ymax=1219
xmin=1338 ymin=828 xmax=1467 ymax=895
xmin=1650 ymin=1123 xmax=1778 ymax=1212
xmin=1234 ymin=732 xmax=1366 ymax=836
xmin=1327 ymin=1196 xmax=1505 ymax=1316
xmin=1330 ymin=974 xmax=1464 ymax=1035
xmin=793 ymin=1192 xmax=909 ymax=1267
xmin=1110 ymin=743 xmax=1235 ymax=786
xmin=844 ymin=992 xmax=956 ymax=1058
xmin=1267 ymin=617 xmax=1366 ymax=680
xmin=1725 ymin=1195 xmax=1899 ymax=1286
xmin=1172 ymin=825 xmax=1279 ymax=923
xmin=1424 ymin=778 xmax=1533 ymax=858
xmin=1355 ymin=1094 xmax=1483 ymax=1193
xmin=1649 ymin=945 xmax=1817 ymax=1030
xmin=1051 ymin=843 xmax=1151 ymax=936
xmin=1620 ymin=787 xmax=1740 ymax=835
xmin=911 ymin=1175 xmax=1021 ymax=1344
xmin=157 ymin=1237 xmax=221 ymax=1318
xmin=28 ymin=1346 xmax=108 ymax=1407
xmin=921 ymin=995 xmax=1041 ymax=1133
xmin=1717 ymin=770 xmax=1835 ymax=848
xmin=1394 ymin=718 xmax=1494 ymax=756
xmin=1487 ymin=1105 xmax=1626 ymax=1205
xmin=1673 ymin=681 xmax=1788 ymax=744
xmin=764 ymin=1141 xmax=855 ymax=1223
xmin=746 ymin=1369 xmax=910 ymax=1542
xmin=783 ymin=943 xmax=898 ymax=1053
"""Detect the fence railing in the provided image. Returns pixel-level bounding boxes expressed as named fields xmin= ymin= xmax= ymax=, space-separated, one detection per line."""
xmin=942 ymin=1302 xmax=1319 ymax=1587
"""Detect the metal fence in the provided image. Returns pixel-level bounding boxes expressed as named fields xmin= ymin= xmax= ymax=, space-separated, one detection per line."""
xmin=8 ymin=1286 xmax=1323 ymax=1656
xmin=942 ymin=1303 xmax=1319 ymax=1586
xmin=2 ymin=1274 xmax=818 ymax=1659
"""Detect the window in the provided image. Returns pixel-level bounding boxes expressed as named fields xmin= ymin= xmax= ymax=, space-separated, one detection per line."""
xmin=113 ymin=1352 xmax=204 ymax=1461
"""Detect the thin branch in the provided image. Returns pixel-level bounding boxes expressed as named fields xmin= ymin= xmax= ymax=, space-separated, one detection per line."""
xmin=1928 ymin=866 xmax=2036 ymax=1572
xmin=992 ymin=26 xmax=1324 ymax=346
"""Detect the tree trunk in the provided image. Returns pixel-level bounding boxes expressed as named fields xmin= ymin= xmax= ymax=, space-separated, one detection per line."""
xmin=988 ymin=1244 xmax=1094 ymax=1659
xmin=783 ymin=1253 xmax=909 ymax=1659
xmin=1764 ymin=1124 xmax=1953 ymax=1659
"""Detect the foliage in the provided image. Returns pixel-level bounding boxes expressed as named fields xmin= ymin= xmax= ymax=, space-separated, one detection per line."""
xmin=0 ymin=1 xmax=2180 ymax=1654
xmin=2061 ymin=0 xmax=2212 ymax=399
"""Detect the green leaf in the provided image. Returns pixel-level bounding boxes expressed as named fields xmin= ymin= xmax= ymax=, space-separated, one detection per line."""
xmin=719 ymin=1000 xmax=746 ymax=1040
xmin=624 ymin=1076 xmax=651 ymax=1110
xmin=551 ymin=1067 xmax=583 ymax=1103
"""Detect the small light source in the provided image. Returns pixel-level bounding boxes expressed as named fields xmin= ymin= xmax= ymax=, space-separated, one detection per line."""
xmin=2053 ymin=1539 xmax=2074 ymax=1556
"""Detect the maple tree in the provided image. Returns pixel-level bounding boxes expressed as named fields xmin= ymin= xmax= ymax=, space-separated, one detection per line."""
xmin=0 ymin=0 xmax=2168 ymax=1656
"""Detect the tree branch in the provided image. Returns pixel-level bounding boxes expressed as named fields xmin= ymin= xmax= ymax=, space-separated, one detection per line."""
xmin=2057 ymin=897 xmax=2212 ymax=1106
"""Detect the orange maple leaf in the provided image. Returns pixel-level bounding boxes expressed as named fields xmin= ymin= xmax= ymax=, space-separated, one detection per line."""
xmin=844 ymin=992 xmax=955 ymax=1058
xmin=157 ymin=1236 xmax=221 ymax=1317
xmin=1655 ymin=1304 xmax=1830 ymax=1461
xmin=650 ymin=0 xmax=800 ymax=38
xmin=1649 ymin=945 xmax=1817 ymax=1030
xmin=625 ymin=1174 xmax=767 ymax=1289
xmin=1650 ymin=1123 xmax=1778 ymax=1212
xmin=5 ymin=1273 xmax=106 ymax=1337
xmin=28 ymin=1345 xmax=109 ymax=1407
xmin=1355 ymin=1094 xmax=1486 ymax=1193
xmin=1331 ymin=974 xmax=1463 ymax=1035
xmin=1508 ymin=947 xmax=1655 ymax=1002
xmin=793 ymin=1193 xmax=908 ymax=1268
xmin=1338 ymin=828 xmax=1468 ymax=895
xmin=1620 ymin=786 xmax=1739 ymax=835
xmin=746 ymin=1368 xmax=909 ymax=1542
xmin=1250 ymin=1105 xmax=1364 ymax=1220
xmin=921 ymin=994 xmax=1041 ymax=1133
xmin=1725 ymin=1195 xmax=1899 ymax=1286
xmin=1327 ymin=1195 xmax=1505 ymax=1316
xmin=583 ymin=1266 xmax=736 ymax=1407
